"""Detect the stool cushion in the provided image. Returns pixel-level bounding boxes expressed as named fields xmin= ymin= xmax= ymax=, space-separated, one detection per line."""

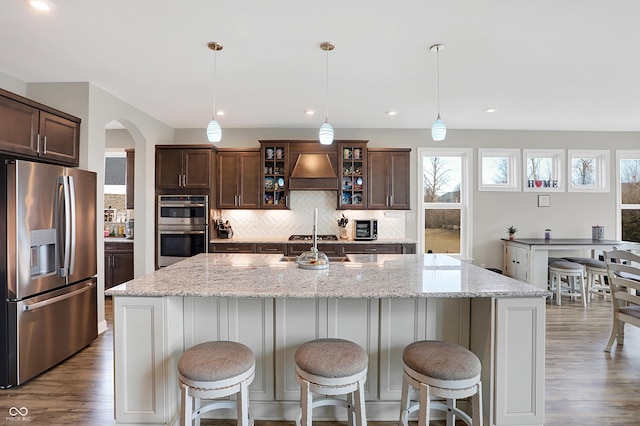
xmin=178 ymin=341 xmax=254 ymax=382
xmin=295 ymin=338 xmax=367 ymax=378
xmin=563 ymin=257 xmax=606 ymax=269
xmin=549 ymin=260 xmax=583 ymax=271
xmin=403 ymin=340 xmax=481 ymax=382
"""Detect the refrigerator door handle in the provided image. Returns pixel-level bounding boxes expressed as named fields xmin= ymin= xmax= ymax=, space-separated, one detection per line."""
xmin=67 ymin=175 xmax=77 ymax=276
xmin=58 ymin=175 xmax=72 ymax=277
xmin=22 ymin=282 xmax=93 ymax=312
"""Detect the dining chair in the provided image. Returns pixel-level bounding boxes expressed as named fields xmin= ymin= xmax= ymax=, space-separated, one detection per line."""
xmin=602 ymin=249 xmax=640 ymax=352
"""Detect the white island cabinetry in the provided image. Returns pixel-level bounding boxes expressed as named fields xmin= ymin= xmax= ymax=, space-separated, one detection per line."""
xmin=108 ymin=253 xmax=548 ymax=426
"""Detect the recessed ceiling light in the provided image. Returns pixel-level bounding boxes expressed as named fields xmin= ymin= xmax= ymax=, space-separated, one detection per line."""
xmin=485 ymin=108 xmax=497 ymax=113
xmin=216 ymin=110 xmax=225 ymax=116
xmin=29 ymin=0 xmax=56 ymax=11
xmin=386 ymin=111 xmax=399 ymax=116
xmin=304 ymin=110 xmax=315 ymax=116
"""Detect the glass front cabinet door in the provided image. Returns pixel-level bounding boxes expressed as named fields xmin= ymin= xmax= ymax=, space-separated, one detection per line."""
xmin=261 ymin=142 xmax=289 ymax=209
xmin=338 ymin=142 xmax=367 ymax=209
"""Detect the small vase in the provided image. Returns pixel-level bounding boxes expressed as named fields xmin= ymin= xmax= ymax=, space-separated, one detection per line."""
xmin=339 ymin=227 xmax=348 ymax=239
xmin=509 ymin=233 xmax=515 ymax=240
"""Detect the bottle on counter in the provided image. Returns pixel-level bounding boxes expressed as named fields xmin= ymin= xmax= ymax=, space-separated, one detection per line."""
xmin=545 ymin=229 xmax=552 ymax=240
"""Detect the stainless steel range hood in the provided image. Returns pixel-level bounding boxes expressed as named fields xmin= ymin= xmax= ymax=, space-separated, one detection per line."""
xmin=289 ymin=153 xmax=338 ymax=190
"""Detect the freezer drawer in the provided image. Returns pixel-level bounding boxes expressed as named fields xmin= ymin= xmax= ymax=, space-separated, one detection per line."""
xmin=8 ymin=279 xmax=97 ymax=386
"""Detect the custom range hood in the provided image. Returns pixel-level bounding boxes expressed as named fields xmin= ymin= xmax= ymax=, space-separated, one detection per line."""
xmin=279 ymin=140 xmax=340 ymax=191
xmin=289 ymin=153 xmax=338 ymax=190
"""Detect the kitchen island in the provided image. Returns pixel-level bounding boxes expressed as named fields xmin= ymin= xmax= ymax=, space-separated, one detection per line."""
xmin=106 ymin=253 xmax=549 ymax=426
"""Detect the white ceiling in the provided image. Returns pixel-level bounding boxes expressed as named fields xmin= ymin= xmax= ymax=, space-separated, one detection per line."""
xmin=2 ymin=0 xmax=640 ymax=132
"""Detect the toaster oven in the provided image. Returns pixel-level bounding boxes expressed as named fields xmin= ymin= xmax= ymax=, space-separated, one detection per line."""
xmin=354 ymin=219 xmax=378 ymax=240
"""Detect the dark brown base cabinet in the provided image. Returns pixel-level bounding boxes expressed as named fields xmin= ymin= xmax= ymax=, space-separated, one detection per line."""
xmin=0 ymin=88 xmax=80 ymax=166
xmin=209 ymin=242 xmax=416 ymax=256
xmin=105 ymin=241 xmax=134 ymax=290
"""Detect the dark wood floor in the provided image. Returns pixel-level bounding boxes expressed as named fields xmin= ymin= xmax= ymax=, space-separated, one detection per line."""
xmin=0 ymin=295 xmax=638 ymax=425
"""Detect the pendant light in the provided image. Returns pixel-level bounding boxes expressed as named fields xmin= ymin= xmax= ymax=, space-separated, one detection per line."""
xmin=206 ymin=42 xmax=223 ymax=143
xmin=430 ymin=43 xmax=446 ymax=141
xmin=319 ymin=42 xmax=335 ymax=145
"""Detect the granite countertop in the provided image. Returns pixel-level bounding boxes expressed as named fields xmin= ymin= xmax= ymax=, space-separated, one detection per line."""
xmin=210 ymin=237 xmax=417 ymax=244
xmin=106 ymin=253 xmax=549 ymax=299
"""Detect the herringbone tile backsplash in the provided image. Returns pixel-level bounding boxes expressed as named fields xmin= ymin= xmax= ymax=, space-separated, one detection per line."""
xmin=217 ymin=191 xmax=406 ymax=239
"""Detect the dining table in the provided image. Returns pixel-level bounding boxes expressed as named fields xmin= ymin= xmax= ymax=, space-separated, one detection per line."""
xmin=502 ymin=238 xmax=621 ymax=289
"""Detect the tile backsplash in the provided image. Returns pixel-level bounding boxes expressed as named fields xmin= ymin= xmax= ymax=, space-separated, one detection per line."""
xmin=217 ymin=191 xmax=406 ymax=239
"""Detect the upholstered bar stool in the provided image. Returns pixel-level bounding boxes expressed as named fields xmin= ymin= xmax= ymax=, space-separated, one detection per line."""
xmin=294 ymin=338 xmax=368 ymax=426
xmin=563 ymin=256 xmax=609 ymax=301
xmin=548 ymin=260 xmax=586 ymax=307
xmin=178 ymin=341 xmax=255 ymax=426
xmin=399 ymin=340 xmax=482 ymax=426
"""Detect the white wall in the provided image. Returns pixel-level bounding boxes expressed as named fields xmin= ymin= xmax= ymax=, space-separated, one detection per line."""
xmin=0 ymin=71 xmax=26 ymax=96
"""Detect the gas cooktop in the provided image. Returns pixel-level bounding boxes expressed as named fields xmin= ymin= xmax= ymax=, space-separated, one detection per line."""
xmin=288 ymin=234 xmax=338 ymax=241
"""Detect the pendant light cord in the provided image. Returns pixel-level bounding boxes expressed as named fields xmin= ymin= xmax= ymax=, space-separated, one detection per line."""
xmin=325 ymin=45 xmax=330 ymax=122
xmin=212 ymin=46 xmax=217 ymax=119
xmin=436 ymin=47 xmax=441 ymax=116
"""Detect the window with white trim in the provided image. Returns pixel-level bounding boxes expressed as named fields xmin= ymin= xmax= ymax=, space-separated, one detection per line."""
xmin=523 ymin=149 xmax=564 ymax=192
xmin=419 ymin=148 xmax=472 ymax=258
xmin=618 ymin=151 xmax=640 ymax=242
xmin=478 ymin=148 xmax=520 ymax=191
xmin=568 ymin=150 xmax=609 ymax=192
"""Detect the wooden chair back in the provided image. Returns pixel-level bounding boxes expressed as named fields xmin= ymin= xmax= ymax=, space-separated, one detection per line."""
xmin=602 ymin=249 xmax=640 ymax=352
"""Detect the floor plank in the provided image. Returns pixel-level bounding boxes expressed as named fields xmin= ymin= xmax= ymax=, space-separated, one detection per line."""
xmin=0 ymin=295 xmax=638 ymax=425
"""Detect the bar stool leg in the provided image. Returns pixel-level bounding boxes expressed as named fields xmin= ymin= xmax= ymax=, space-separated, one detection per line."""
xmin=399 ymin=374 xmax=410 ymax=425
xmin=181 ymin=383 xmax=192 ymax=426
xmin=445 ymin=398 xmax=455 ymax=426
xmin=418 ymin=382 xmax=430 ymax=426
xmin=472 ymin=383 xmax=483 ymax=426
xmin=355 ymin=381 xmax=367 ymax=426
xmin=237 ymin=381 xmax=250 ymax=426
xmin=298 ymin=380 xmax=312 ymax=426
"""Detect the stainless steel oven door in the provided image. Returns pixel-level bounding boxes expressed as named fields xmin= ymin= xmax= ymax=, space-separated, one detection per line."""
xmin=157 ymin=195 xmax=208 ymax=226
xmin=157 ymin=227 xmax=208 ymax=267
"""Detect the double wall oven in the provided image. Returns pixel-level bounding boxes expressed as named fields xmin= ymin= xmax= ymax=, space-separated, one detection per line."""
xmin=157 ymin=195 xmax=208 ymax=267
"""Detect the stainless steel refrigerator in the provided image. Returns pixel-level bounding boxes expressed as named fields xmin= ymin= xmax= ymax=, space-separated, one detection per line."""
xmin=0 ymin=159 xmax=98 ymax=387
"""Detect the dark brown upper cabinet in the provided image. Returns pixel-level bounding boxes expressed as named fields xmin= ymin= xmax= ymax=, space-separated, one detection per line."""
xmin=0 ymin=88 xmax=80 ymax=166
xmin=155 ymin=145 xmax=212 ymax=190
xmin=217 ymin=149 xmax=260 ymax=209
xmin=367 ymin=148 xmax=411 ymax=210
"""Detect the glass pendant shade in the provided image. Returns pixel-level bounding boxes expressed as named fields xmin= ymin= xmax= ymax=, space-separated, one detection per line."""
xmin=207 ymin=118 xmax=222 ymax=142
xmin=319 ymin=121 xmax=334 ymax=145
xmin=431 ymin=114 xmax=446 ymax=141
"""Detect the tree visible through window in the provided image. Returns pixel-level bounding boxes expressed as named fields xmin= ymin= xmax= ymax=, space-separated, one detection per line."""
xmin=620 ymin=157 xmax=640 ymax=242
xmin=423 ymin=155 xmax=462 ymax=254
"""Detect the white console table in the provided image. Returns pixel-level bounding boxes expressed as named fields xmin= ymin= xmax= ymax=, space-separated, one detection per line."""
xmin=502 ymin=238 xmax=621 ymax=289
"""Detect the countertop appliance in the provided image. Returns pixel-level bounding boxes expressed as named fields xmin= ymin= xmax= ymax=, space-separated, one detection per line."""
xmin=157 ymin=195 xmax=208 ymax=268
xmin=0 ymin=159 xmax=97 ymax=387
xmin=354 ymin=219 xmax=378 ymax=240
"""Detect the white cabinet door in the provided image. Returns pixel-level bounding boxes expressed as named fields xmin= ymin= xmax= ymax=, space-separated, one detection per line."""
xmin=378 ymin=298 xmax=470 ymax=400
xmin=504 ymin=243 xmax=529 ymax=282
xmin=274 ymin=298 xmax=378 ymax=401
xmin=113 ymin=296 xmax=183 ymax=424
xmin=494 ymin=297 xmax=545 ymax=425
xmin=183 ymin=297 xmax=275 ymax=401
